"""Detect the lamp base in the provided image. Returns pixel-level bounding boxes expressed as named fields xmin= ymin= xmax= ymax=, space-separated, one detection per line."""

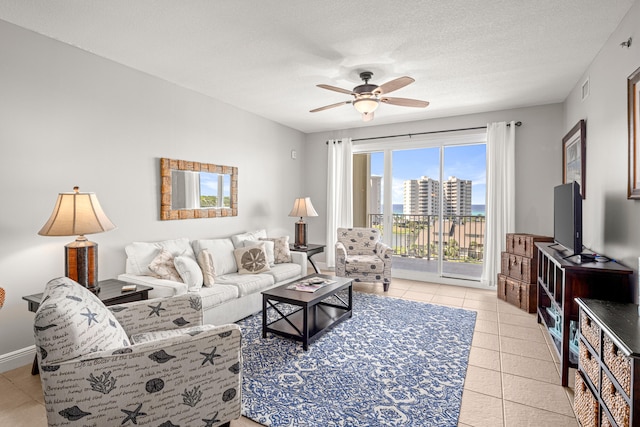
xmin=294 ymin=221 xmax=308 ymax=248
xmin=65 ymin=240 xmax=100 ymax=294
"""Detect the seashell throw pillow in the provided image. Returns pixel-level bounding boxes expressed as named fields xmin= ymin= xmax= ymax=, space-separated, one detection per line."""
xmin=233 ymin=243 xmax=270 ymax=275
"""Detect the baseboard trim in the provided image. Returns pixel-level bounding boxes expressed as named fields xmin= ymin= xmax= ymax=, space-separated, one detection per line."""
xmin=0 ymin=345 xmax=35 ymax=374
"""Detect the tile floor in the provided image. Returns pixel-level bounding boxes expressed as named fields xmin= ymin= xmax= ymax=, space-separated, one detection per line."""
xmin=0 ymin=277 xmax=578 ymax=426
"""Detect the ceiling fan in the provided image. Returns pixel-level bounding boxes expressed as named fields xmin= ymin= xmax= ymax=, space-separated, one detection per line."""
xmin=310 ymin=71 xmax=429 ymax=122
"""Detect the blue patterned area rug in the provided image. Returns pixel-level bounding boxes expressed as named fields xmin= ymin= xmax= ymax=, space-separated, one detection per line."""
xmin=237 ymin=291 xmax=477 ymax=426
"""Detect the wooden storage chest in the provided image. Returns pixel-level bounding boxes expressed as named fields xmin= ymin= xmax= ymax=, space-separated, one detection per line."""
xmin=506 ymin=233 xmax=553 ymax=258
xmin=501 ymin=252 xmax=536 ymax=284
xmin=497 ymin=274 xmax=537 ymax=313
xmin=498 ymin=233 xmax=552 ymax=313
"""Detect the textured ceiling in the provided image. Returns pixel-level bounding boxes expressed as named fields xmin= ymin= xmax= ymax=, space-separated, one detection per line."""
xmin=0 ymin=0 xmax=634 ymax=133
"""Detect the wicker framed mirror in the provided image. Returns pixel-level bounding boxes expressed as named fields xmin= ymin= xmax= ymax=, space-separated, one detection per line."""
xmin=160 ymin=157 xmax=238 ymax=220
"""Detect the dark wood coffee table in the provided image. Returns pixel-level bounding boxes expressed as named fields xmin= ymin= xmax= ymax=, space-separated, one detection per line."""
xmin=262 ymin=274 xmax=353 ymax=350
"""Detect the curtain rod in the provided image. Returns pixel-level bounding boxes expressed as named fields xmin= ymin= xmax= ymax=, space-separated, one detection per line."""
xmin=326 ymin=121 xmax=522 ymax=144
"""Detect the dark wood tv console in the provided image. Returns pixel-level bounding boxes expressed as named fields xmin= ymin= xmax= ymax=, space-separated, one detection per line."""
xmin=535 ymin=242 xmax=633 ymax=386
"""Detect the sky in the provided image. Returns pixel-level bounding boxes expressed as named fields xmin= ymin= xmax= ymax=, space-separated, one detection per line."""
xmin=370 ymin=144 xmax=486 ymax=205
xmin=200 ymin=172 xmax=230 ymax=197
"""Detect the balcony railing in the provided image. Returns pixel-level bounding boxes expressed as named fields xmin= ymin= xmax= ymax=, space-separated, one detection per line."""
xmin=368 ymin=213 xmax=485 ymax=263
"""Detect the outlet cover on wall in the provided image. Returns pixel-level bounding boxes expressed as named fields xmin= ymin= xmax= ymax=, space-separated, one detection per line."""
xmin=291 ymin=150 xmax=297 ymax=159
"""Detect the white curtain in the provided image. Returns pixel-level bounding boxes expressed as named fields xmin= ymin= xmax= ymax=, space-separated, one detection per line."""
xmin=481 ymin=121 xmax=516 ymax=286
xmin=326 ymin=138 xmax=353 ymax=268
xmin=184 ymin=171 xmax=201 ymax=209
xmin=171 ymin=170 xmax=201 ymax=209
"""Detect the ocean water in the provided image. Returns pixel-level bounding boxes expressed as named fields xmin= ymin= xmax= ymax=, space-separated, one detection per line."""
xmin=471 ymin=205 xmax=485 ymax=216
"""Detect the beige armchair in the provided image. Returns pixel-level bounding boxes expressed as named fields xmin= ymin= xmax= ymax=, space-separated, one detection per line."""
xmin=335 ymin=227 xmax=392 ymax=291
xmin=34 ymin=277 xmax=241 ymax=427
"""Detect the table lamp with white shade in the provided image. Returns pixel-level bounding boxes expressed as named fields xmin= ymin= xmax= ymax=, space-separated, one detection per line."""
xmin=288 ymin=197 xmax=318 ymax=248
xmin=38 ymin=187 xmax=116 ymax=294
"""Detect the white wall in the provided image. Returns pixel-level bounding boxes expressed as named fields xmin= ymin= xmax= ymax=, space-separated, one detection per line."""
xmin=303 ymin=104 xmax=564 ymax=261
xmin=563 ymin=1 xmax=640 ymax=272
xmin=0 ymin=20 xmax=306 ymax=369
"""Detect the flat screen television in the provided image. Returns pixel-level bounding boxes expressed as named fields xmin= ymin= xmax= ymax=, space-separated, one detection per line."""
xmin=553 ymin=182 xmax=582 ymax=256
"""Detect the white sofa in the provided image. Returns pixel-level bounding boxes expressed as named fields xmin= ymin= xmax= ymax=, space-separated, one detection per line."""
xmin=118 ymin=230 xmax=307 ymax=325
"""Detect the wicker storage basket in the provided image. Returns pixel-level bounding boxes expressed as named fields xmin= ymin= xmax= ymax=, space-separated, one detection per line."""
xmin=602 ymin=374 xmax=630 ymax=427
xmin=601 ymin=414 xmax=614 ymax=427
xmin=581 ymin=312 xmax=601 ymax=355
xmin=580 ymin=341 xmax=600 ymax=389
xmin=575 ymin=370 xmax=599 ymax=427
xmin=603 ymin=335 xmax=631 ymax=396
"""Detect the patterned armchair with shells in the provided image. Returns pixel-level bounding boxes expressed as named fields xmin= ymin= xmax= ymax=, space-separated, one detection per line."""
xmin=33 ymin=277 xmax=241 ymax=427
xmin=335 ymin=227 xmax=393 ymax=291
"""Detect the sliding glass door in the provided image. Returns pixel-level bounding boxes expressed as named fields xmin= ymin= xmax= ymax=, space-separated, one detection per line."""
xmin=441 ymin=144 xmax=486 ymax=278
xmin=354 ymin=133 xmax=486 ymax=282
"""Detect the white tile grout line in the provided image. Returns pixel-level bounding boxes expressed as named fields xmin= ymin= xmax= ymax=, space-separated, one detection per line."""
xmin=495 ymin=302 xmax=508 ymax=427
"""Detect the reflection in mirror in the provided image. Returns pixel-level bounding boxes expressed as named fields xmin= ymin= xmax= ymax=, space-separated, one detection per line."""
xmin=171 ymin=171 xmax=231 ymax=209
xmin=161 ymin=158 xmax=237 ymax=220
xmin=200 ymin=172 xmax=231 ymax=208
xmin=171 ymin=170 xmax=199 ymax=209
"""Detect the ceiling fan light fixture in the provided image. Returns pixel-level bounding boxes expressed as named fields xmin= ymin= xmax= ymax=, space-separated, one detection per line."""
xmin=353 ymin=96 xmax=379 ymax=114
xmin=362 ymin=112 xmax=374 ymax=122
xmin=311 ymin=72 xmax=428 ymax=119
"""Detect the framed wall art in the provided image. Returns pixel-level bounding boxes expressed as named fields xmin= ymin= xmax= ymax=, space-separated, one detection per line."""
xmin=628 ymin=66 xmax=640 ymax=199
xmin=562 ymin=119 xmax=586 ymax=199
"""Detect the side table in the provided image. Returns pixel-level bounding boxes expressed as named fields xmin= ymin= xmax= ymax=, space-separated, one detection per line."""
xmin=289 ymin=243 xmax=325 ymax=274
xmin=23 ymin=278 xmax=153 ymax=375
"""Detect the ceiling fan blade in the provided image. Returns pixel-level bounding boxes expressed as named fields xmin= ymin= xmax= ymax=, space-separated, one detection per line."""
xmin=362 ymin=111 xmax=374 ymax=122
xmin=310 ymin=100 xmax=352 ymax=113
xmin=317 ymin=84 xmax=354 ymax=95
xmin=375 ymin=76 xmax=415 ymax=95
xmin=381 ymin=97 xmax=429 ymax=108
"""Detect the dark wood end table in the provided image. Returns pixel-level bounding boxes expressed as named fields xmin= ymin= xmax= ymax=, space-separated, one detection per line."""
xmin=23 ymin=278 xmax=153 ymax=374
xmin=289 ymin=243 xmax=325 ymax=274
xmin=262 ymin=274 xmax=352 ymax=350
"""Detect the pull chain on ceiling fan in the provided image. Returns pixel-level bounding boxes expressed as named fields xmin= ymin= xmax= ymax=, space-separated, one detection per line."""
xmin=310 ymin=71 xmax=429 ymax=122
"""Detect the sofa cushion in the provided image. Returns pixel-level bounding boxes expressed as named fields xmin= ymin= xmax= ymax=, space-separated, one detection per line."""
xmin=267 ymin=262 xmax=302 ymax=283
xmin=196 ymin=249 xmax=216 ymax=287
xmin=230 ymin=229 xmax=267 ymax=249
xmin=345 ymin=255 xmax=385 ymax=273
xmin=34 ymin=277 xmax=130 ymax=364
xmin=174 ymin=255 xmax=204 ymax=290
xmin=125 ymin=238 xmax=195 ymax=276
xmin=198 ymin=284 xmax=239 ymax=310
xmin=215 ymin=273 xmax=274 ymax=297
xmin=234 ymin=243 xmax=270 ymax=274
xmin=192 ymin=238 xmax=237 ymax=275
xmin=260 ymin=236 xmax=291 ymax=263
xmin=244 ymin=239 xmax=275 ymax=265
